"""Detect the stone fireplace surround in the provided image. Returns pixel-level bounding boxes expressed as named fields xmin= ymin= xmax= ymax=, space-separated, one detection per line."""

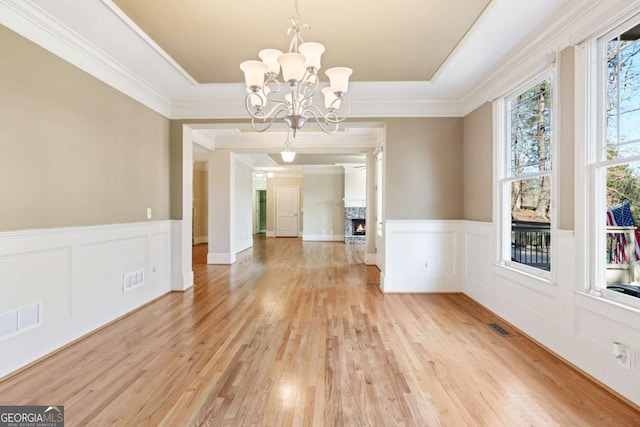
xmin=345 ymin=207 xmax=366 ymax=244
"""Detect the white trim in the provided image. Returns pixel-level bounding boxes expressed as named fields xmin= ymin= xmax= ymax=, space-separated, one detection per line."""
xmin=0 ymin=221 xmax=172 ymax=377
xmin=461 ymin=0 xmax=639 ymax=116
xmin=302 ymin=234 xmax=344 ymax=242
xmin=0 ymin=220 xmax=173 ymax=240
xmin=0 ymin=0 xmax=171 ymax=117
xmin=494 ymin=68 xmax=557 ymax=282
xmin=266 ymin=231 xmax=275 ymax=237
xmin=585 ymin=13 xmax=640 ymax=307
xmin=301 ymin=167 xmax=345 ymax=175
xmin=171 ymin=89 xmax=465 ymax=120
xmin=207 ymin=252 xmax=236 ymax=264
xmin=101 ymin=0 xmax=198 ymax=86
xmin=365 ymin=253 xmax=377 ymax=265
xmin=382 ymin=220 xmax=463 ymax=293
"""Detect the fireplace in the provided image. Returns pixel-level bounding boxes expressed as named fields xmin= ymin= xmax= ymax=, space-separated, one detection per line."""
xmin=345 ymin=207 xmax=366 ymax=244
xmin=352 ymin=219 xmax=366 ymax=235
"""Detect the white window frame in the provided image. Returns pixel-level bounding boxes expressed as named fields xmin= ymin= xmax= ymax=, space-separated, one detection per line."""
xmin=494 ymin=68 xmax=558 ymax=283
xmin=586 ymin=14 xmax=640 ymax=310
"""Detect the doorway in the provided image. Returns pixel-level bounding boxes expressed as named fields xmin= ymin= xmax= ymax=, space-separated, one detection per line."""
xmin=256 ymin=190 xmax=267 ymax=234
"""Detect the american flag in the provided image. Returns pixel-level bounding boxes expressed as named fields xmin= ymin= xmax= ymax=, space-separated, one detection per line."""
xmin=606 ymin=200 xmax=640 ymax=263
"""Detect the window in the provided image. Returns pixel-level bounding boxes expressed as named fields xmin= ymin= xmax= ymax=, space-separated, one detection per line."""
xmin=591 ymin=19 xmax=640 ymax=302
xmin=498 ymin=76 xmax=554 ymax=276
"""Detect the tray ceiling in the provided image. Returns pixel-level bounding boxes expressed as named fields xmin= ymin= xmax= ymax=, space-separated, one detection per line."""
xmin=112 ymin=0 xmax=491 ymax=83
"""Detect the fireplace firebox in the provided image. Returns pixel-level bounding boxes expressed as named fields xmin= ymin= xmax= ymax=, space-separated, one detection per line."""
xmin=351 ymin=219 xmax=366 ymax=236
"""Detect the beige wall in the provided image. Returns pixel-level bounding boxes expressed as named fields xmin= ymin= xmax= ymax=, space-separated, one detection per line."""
xmin=192 ymin=162 xmax=208 ymax=240
xmin=0 ymin=25 xmax=170 ymax=231
xmin=303 ymin=173 xmax=345 ymax=236
xmin=266 ymin=176 xmax=304 ymax=234
xmin=463 ymin=102 xmax=493 ymax=222
xmin=385 ymin=118 xmax=463 ymax=220
xmin=559 ymin=47 xmax=575 ymax=230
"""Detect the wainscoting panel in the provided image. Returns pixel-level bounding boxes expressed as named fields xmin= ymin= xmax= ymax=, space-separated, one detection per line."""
xmin=0 ymin=221 xmax=172 ymax=378
xmin=383 ymin=220 xmax=462 ymax=293
xmin=462 ymin=221 xmax=492 ymax=299
xmin=461 ymin=221 xmax=640 ymax=405
xmin=493 ymin=273 xmax=556 ymax=323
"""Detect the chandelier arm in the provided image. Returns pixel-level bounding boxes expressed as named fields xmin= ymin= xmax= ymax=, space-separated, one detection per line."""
xmin=244 ymin=93 xmax=290 ymax=121
xmin=325 ymin=102 xmax=351 ymax=124
xmin=302 ymin=107 xmax=340 ymax=134
xmin=264 ymin=78 xmax=283 ymax=96
xmin=250 ymin=107 xmax=289 ymax=133
xmin=303 ymin=103 xmax=351 ymax=125
xmin=299 ymin=74 xmax=320 ymax=103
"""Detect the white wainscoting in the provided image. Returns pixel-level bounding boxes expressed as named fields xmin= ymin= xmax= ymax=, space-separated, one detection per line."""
xmin=382 ymin=220 xmax=462 ymax=293
xmin=0 ymin=221 xmax=172 ymax=379
xmin=461 ymin=221 xmax=640 ymax=406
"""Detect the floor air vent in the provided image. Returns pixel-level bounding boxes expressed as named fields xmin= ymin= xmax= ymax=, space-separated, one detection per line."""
xmin=487 ymin=323 xmax=513 ymax=337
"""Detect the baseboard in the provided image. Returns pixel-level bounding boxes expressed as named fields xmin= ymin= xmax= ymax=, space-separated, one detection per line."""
xmin=193 ymin=236 xmax=208 ymax=245
xmin=266 ymin=231 xmax=275 ymax=237
xmin=207 ymin=252 xmax=236 ymax=264
xmin=365 ymin=253 xmax=377 ymax=265
xmin=302 ymin=234 xmax=344 ymax=241
xmin=182 ymin=271 xmax=194 ymax=290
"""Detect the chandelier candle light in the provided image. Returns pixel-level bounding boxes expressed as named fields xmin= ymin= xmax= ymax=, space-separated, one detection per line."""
xmin=240 ymin=0 xmax=352 ymax=137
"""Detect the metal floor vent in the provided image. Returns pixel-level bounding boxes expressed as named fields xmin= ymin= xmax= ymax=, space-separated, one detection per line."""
xmin=487 ymin=323 xmax=513 ymax=337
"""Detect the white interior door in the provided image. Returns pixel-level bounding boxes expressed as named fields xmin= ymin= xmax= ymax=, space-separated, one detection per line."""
xmin=275 ymin=186 xmax=299 ymax=237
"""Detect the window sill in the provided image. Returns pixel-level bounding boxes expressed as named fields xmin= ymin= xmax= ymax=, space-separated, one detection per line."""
xmin=492 ymin=261 xmax=556 ymax=293
xmin=576 ymin=289 xmax=640 ymax=314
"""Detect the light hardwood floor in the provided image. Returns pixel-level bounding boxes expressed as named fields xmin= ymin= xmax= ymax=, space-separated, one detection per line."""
xmin=1 ymin=236 xmax=638 ymax=426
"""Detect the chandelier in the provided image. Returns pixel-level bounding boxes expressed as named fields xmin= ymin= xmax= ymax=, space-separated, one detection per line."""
xmin=240 ymin=0 xmax=352 ymax=137
xmin=280 ymin=130 xmax=296 ymax=163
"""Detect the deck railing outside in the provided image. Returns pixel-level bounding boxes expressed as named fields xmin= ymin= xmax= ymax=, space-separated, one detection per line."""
xmin=511 ymin=220 xmax=551 ymax=271
xmin=606 ymin=226 xmax=637 ymax=284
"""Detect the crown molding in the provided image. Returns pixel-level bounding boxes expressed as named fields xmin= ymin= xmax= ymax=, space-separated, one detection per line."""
xmin=170 ymin=82 xmax=465 ymax=119
xmin=0 ymin=0 xmax=172 ymax=117
xmin=101 ymin=0 xmax=198 ymax=86
xmin=300 ymin=165 xmax=345 ymax=175
xmin=212 ymin=134 xmax=377 ymax=150
xmin=461 ymin=0 xmax=637 ymax=115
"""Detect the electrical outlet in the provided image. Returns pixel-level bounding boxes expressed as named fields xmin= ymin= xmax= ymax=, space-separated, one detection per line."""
xmin=613 ymin=342 xmax=632 ymax=370
xmin=146 ymin=208 xmax=152 ymax=219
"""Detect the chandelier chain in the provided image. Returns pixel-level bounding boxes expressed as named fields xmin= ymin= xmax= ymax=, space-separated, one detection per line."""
xmin=293 ymin=0 xmax=300 ymax=21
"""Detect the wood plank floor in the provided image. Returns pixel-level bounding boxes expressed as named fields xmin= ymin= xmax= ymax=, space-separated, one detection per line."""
xmin=1 ymin=236 xmax=638 ymax=426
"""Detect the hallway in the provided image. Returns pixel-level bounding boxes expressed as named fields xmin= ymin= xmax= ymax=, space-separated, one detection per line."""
xmin=0 ymin=237 xmax=637 ymax=426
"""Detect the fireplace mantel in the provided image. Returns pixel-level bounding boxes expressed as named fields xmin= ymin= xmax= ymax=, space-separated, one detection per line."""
xmin=343 ymin=198 xmax=365 ymax=208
